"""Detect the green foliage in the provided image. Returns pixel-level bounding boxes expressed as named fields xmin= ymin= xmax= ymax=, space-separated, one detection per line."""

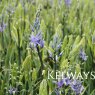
xmin=0 ymin=0 xmax=95 ymax=95
xmin=39 ymin=79 xmax=48 ymax=95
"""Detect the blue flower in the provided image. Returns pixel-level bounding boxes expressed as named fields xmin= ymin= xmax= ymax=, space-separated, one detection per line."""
xmin=55 ymin=77 xmax=71 ymax=88
xmin=70 ymin=80 xmax=84 ymax=95
xmin=63 ymin=77 xmax=71 ymax=86
xmin=57 ymin=80 xmax=64 ymax=88
xmin=79 ymin=49 xmax=88 ymax=61
xmin=50 ymin=34 xmax=62 ymax=52
xmin=64 ymin=0 xmax=72 ymax=7
xmin=34 ymin=17 xmax=40 ymax=31
xmin=8 ymin=87 xmax=17 ymax=95
xmin=30 ymin=32 xmax=44 ymax=48
xmin=0 ymin=22 xmax=7 ymax=32
xmin=30 ymin=15 xmax=40 ymax=32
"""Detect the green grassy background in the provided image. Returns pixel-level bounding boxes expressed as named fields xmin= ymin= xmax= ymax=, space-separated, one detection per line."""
xmin=0 ymin=0 xmax=95 ymax=95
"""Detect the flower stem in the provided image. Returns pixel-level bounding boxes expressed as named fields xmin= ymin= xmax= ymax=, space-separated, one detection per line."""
xmin=8 ymin=12 xmax=12 ymax=43
xmin=32 ymin=46 xmax=44 ymax=95
xmin=36 ymin=45 xmax=44 ymax=77
xmin=17 ymin=29 xmax=21 ymax=67
xmin=1 ymin=32 xmax=4 ymax=50
xmin=54 ymin=52 xmax=56 ymax=79
xmin=1 ymin=16 xmax=4 ymax=50
xmin=23 ymin=1 xmax=25 ymax=31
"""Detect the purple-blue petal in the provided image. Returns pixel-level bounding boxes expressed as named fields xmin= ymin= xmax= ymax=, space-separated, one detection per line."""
xmin=79 ymin=49 xmax=88 ymax=61
xmin=70 ymin=80 xmax=84 ymax=94
xmin=64 ymin=0 xmax=72 ymax=7
xmin=57 ymin=80 xmax=64 ymax=88
xmin=30 ymin=32 xmax=44 ymax=48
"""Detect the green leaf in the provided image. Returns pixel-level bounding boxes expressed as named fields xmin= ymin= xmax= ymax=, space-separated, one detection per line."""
xmin=73 ymin=35 xmax=80 ymax=48
xmin=32 ymin=68 xmax=37 ymax=81
xmin=69 ymin=37 xmax=85 ymax=57
xmin=11 ymin=26 xmax=18 ymax=45
xmin=22 ymin=55 xmax=32 ymax=71
xmin=62 ymin=35 xmax=68 ymax=49
xmin=39 ymin=79 xmax=48 ymax=95
xmin=60 ymin=59 xmax=68 ymax=70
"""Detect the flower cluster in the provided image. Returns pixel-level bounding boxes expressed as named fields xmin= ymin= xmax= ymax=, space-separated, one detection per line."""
xmin=8 ymin=87 xmax=17 ymax=95
xmin=33 ymin=17 xmax=40 ymax=31
xmin=30 ymin=10 xmax=44 ymax=48
xmin=0 ymin=22 xmax=7 ymax=32
xmin=56 ymin=77 xmax=71 ymax=88
xmin=57 ymin=79 xmax=64 ymax=88
xmin=30 ymin=9 xmax=41 ymax=32
xmin=64 ymin=0 xmax=72 ymax=7
xmin=79 ymin=49 xmax=88 ymax=61
xmin=55 ymin=78 xmax=84 ymax=95
xmin=48 ymin=34 xmax=63 ymax=62
xmin=30 ymin=32 xmax=44 ymax=48
xmin=70 ymin=80 xmax=84 ymax=95
xmin=30 ymin=17 xmax=40 ymax=32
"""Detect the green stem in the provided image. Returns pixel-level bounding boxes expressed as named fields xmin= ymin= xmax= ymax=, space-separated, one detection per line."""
xmin=24 ymin=1 xmax=25 ymax=31
xmin=8 ymin=13 xmax=12 ymax=43
xmin=17 ymin=29 xmax=21 ymax=67
xmin=1 ymin=32 xmax=4 ymax=49
xmin=54 ymin=52 xmax=56 ymax=79
xmin=36 ymin=45 xmax=44 ymax=70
